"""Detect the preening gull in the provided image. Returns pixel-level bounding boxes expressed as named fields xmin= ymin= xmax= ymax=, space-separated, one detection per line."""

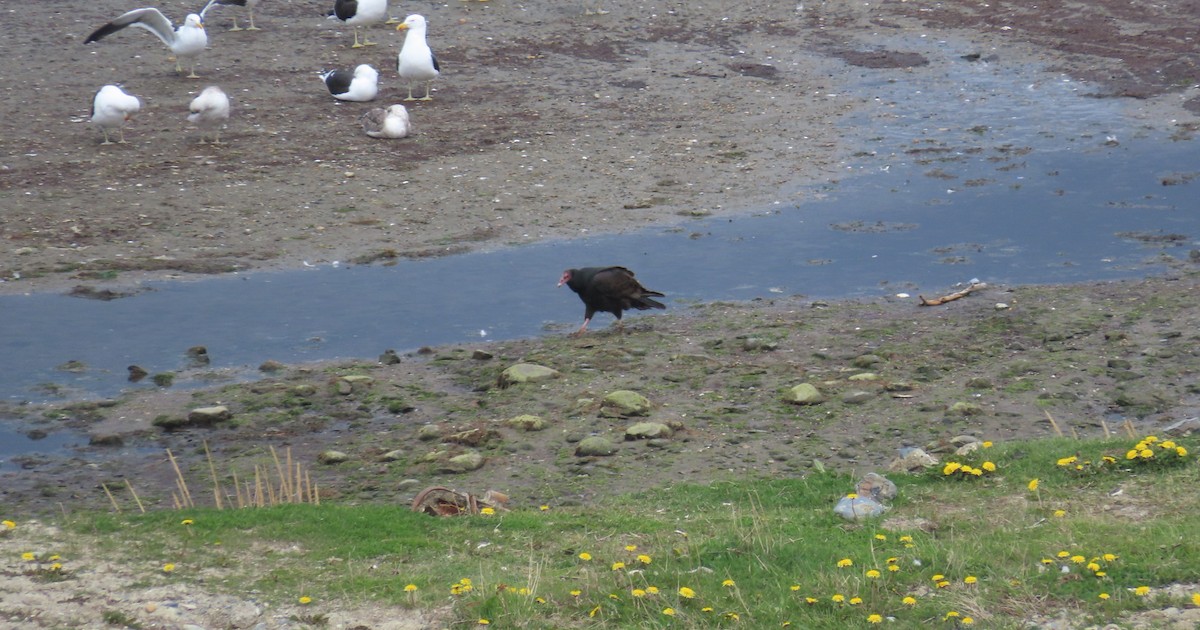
xmin=91 ymin=85 xmax=141 ymax=145
xmin=362 ymin=104 xmax=410 ymax=138
xmin=188 ymin=85 xmax=231 ymax=144
xmin=84 ymin=9 xmax=208 ymax=78
xmin=321 ymin=64 xmax=379 ymax=102
xmin=331 ymin=0 xmax=388 ymax=48
xmin=395 ymin=14 xmax=439 ymax=101
xmin=201 ymin=0 xmax=260 ymax=31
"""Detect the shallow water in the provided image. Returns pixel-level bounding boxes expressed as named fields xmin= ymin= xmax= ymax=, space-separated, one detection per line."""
xmin=2 ymin=37 xmax=1196 ymax=421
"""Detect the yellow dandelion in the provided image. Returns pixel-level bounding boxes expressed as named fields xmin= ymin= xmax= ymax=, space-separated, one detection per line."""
xmin=1057 ymin=551 xmax=1070 ymax=558
xmin=837 ymin=558 xmax=853 ymax=568
xmin=646 ymin=586 xmax=659 ymax=595
xmin=535 ymin=597 xmax=546 ymax=604
xmin=874 ymin=534 xmax=887 ymax=541
xmin=968 ymin=467 xmax=983 ymax=476
xmin=625 ymin=544 xmax=638 ymax=552
xmin=48 ymin=555 xmax=60 ymax=561
xmin=1071 ymin=555 xmax=1086 ymax=564
xmin=611 ymin=561 xmax=626 ymax=571
xmin=937 ymin=581 xmax=950 ymax=589
xmin=888 ymin=565 xmax=900 ymax=572
xmin=1125 ymin=449 xmax=1139 ymax=460
xmin=932 ymin=574 xmax=945 ymax=582
xmin=866 ymin=569 xmax=881 ymax=579
xmin=790 ymin=585 xmax=801 ymax=591
xmin=943 ymin=462 xmax=962 ymax=475
xmin=632 ymin=589 xmax=646 ymax=598
xmin=478 ymin=618 xmax=490 ymax=625
xmin=460 ymin=578 xmax=472 ymax=586
xmin=662 ymin=607 xmax=676 ymax=617
xmin=1096 ymin=571 xmax=1107 ymax=577
xmin=21 ymin=552 xmax=36 ymax=562
xmin=722 ymin=579 xmax=736 ymax=588
xmin=539 ymin=505 xmax=549 ymax=511
xmin=846 ymin=493 xmax=858 ymax=499
xmin=964 ymin=576 xmax=978 ymax=584
xmin=1191 ymin=593 xmax=1200 ymax=606
xmin=1056 ymin=456 xmax=1076 ymax=467
xmin=849 ymin=597 xmax=863 ymax=605
xmin=404 ymin=584 xmax=418 ymax=592
xmin=570 ymin=589 xmax=582 ymax=597
xmin=805 ymin=597 xmax=818 ymax=604
xmin=1143 ymin=435 xmax=1158 ymax=443
xmin=1139 ymin=448 xmax=1154 ymax=459
xmin=1099 ymin=593 xmax=1110 ymax=600
xmin=1041 ymin=558 xmax=1054 ymax=564
xmin=588 ymin=605 xmax=600 ymax=618
xmin=962 ymin=617 xmax=975 ymax=625
xmin=1160 ymin=440 xmax=1176 ymax=449
xmin=298 ymin=596 xmax=312 ymax=605
xmin=1 ymin=520 xmax=15 ymax=529
xmin=886 ymin=557 xmax=898 ymax=564
xmin=1135 ymin=586 xmax=1151 ymax=596
xmin=180 ymin=519 xmax=194 ymax=526
xmin=1054 ymin=510 xmax=1067 ymax=518
xmin=702 ymin=606 xmax=714 ymax=613
xmin=50 ymin=563 xmax=63 ymax=571
xmin=678 ymin=586 xmax=696 ymax=599
xmin=982 ymin=441 xmax=993 ymax=448
xmin=637 ymin=554 xmax=652 ymax=565
xmin=578 ymin=552 xmax=592 ymax=561
xmin=725 ymin=612 xmax=740 ymax=621
xmin=1027 ymin=479 xmax=1039 ymax=491
xmin=1087 ymin=562 xmax=1101 ymax=572
xmin=1102 ymin=553 xmax=1118 ymax=562
xmin=982 ymin=461 xmax=997 ymax=472
xmin=1177 ymin=446 xmax=1188 ymax=457
xmin=162 ymin=563 xmax=176 ymax=573
xmin=944 ymin=611 xmax=960 ymax=620
xmin=902 ymin=596 xmax=917 ymax=606
xmin=899 ymin=535 xmax=913 ymax=543
xmin=608 ymin=593 xmax=620 ymax=600
xmin=832 ymin=594 xmax=846 ymax=603
xmin=480 ymin=507 xmax=495 ymax=516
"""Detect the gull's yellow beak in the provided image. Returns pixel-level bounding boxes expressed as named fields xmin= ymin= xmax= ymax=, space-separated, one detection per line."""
xmin=396 ymin=23 xmax=409 ymax=31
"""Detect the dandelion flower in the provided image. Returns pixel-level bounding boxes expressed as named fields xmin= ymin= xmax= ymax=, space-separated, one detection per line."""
xmin=846 ymin=493 xmax=858 ymax=499
xmin=609 ymin=593 xmax=620 ymax=600
xmin=1135 ymin=586 xmax=1151 ymax=596
xmin=662 ymin=608 xmax=676 ymax=616
xmin=625 ymin=544 xmax=638 ymax=552
xmin=50 ymin=563 xmax=63 ymax=571
xmin=162 ymin=563 xmax=176 ymax=573
xmin=790 ymin=585 xmax=801 ymax=591
xmin=849 ymin=597 xmax=863 ymax=605
xmin=588 ymin=605 xmax=600 ymax=618
xmin=982 ymin=441 xmax=993 ymax=448
xmin=964 ymin=576 xmax=978 ymax=584
xmin=982 ymin=461 xmax=997 ymax=472
xmin=21 ymin=552 xmax=36 ymax=562
xmin=1071 ymin=555 xmax=1086 ymax=564
xmin=874 ymin=534 xmax=887 ymax=541
xmin=805 ymin=597 xmax=818 ymax=604
xmin=1027 ymin=479 xmax=1039 ymax=491
xmin=832 ymin=594 xmax=846 ymax=603
xmin=1176 ymin=446 xmax=1188 ymax=457
xmin=932 ymin=574 xmax=945 ymax=582
xmin=578 ymin=552 xmax=592 ymax=561
xmin=899 ymin=535 xmax=913 ymax=543
xmin=1099 ymin=593 xmax=1110 ymax=600
xmin=1192 ymin=593 xmax=1200 ymax=606
xmin=678 ymin=586 xmax=696 ymax=599
xmin=404 ymin=584 xmax=418 ymax=592
xmin=866 ymin=570 xmax=881 ymax=579
xmin=480 ymin=507 xmax=496 ymax=516
xmin=632 ymin=589 xmax=646 ymax=598
xmin=539 ymin=505 xmax=549 ymax=511
xmin=637 ymin=554 xmax=652 ymax=565
xmin=722 ymin=579 xmax=736 ymax=588
xmin=888 ymin=564 xmax=900 ymax=573
xmin=180 ymin=519 xmax=194 ymax=526
xmin=702 ymin=606 xmax=714 ymax=613
xmin=1087 ymin=562 xmax=1101 ymax=572
xmin=1125 ymin=449 xmax=1139 ymax=460
xmin=611 ymin=562 xmax=626 ymax=571
xmin=298 ymin=596 xmax=312 ymax=605
xmin=1054 ymin=510 xmax=1067 ymax=518
xmin=1102 ymin=553 xmax=1118 ymax=562
xmin=937 ymin=580 xmax=950 ymax=589
xmin=943 ymin=462 xmax=962 ymax=475
xmin=944 ymin=611 xmax=960 ymax=620
xmin=902 ymin=596 xmax=917 ymax=606
xmin=1 ymin=520 xmax=15 ymax=529
xmin=646 ymin=586 xmax=660 ymax=595
xmin=570 ymin=589 xmax=582 ymax=597
xmin=1041 ymin=558 xmax=1054 ymax=564
xmin=478 ymin=618 xmax=490 ymax=625
xmin=962 ymin=617 xmax=975 ymax=625
xmin=837 ymin=558 xmax=853 ymax=568
xmin=1056 ymin=551 xmax=1070 ymax=558
xmin=725 ymin=612 xmax=740 ymax=621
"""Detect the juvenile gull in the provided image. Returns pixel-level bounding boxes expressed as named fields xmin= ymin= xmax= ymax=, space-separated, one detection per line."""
xmin=395 ymin=14 xmax=439 ymax=101
xmin=91 ymin=85 xmax=141 ymax=145
xmin=361 ymin=104 xmax=411 ymax=138
xmin=188 ymin=85 xmax=231 ymax=143
xmin=84 ymin=8 xmax=208 ymax=78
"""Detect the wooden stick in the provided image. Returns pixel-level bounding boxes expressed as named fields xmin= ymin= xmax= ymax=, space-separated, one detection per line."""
xmin=101 ymin=483 xmax=122 ymax=513
xmin=1044 ymin=410 xmax=1064 ymax=438
xmin=124 ymin=479 xmax=146 ymax=513
xmin=919 ymin=282 xmax=986 ymax=306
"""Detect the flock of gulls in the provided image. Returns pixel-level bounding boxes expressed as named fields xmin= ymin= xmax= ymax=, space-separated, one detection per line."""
xmin=86 ymin=0 xmax=440 ymax=145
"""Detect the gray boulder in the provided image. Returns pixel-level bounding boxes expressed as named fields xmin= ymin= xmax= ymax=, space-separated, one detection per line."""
xmin=498 ymin=363 xmax=560 ymax=387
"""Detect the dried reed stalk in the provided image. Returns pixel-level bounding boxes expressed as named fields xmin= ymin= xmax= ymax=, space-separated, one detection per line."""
xmin=124 ymin=479 xmax=145 ymax=513
xmin=204 ymin=441 xmax=224 ymax=510
xmin=1043 ymin=410 xmax=1064 ymax=438
xmin=101 ymin=483 xmax=121 ymax=513
xmin=166 ymin=449 xmax=194 ymax=508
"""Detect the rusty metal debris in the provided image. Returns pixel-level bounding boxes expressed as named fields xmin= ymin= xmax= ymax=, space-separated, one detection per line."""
xmin=411 ymin=486 xmax=509 ymax=516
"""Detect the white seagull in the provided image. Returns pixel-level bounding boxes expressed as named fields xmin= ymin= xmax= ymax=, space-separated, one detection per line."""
xmin=395 ymin=14 xmax=439 ymax=101
xmin=331 ymin=0 xmax=388 ymax=48
xmin=91 ymin=85 xmax=141 ymax=145
xmin=201 ymin=0 xmax=261 ymax=31
xmin=85 ymin=9 xmax=208 ymax=78
xmin=188 ymin=86 xmax=231 ymax=144
xmin=321 ymin=64 xmax=379 ymax=102
xmin=361 ymin=104 xmax=411 ymax=138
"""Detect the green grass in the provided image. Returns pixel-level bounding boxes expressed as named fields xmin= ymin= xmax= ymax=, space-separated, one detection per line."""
xmin=26 ymin=434 xmax=1200 ymax=628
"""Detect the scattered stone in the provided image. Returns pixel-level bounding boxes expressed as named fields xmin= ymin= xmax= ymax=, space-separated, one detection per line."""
xmin=152 ymin=373 xmax=175 ymax=387
xmin=575 ymin=436 xmax=618 ymax=457
xmin=1161 ymin=417 xmax=1199 ymax=436
xmin=471 ymin=349 xmax=493 ymax=360
xmin=188 ymin=405 xmax=232 ymax=425
xmin=318 ymin=450 xmax=349 ymax=464
xmin=89 ymin=433 xmax=124 ymax=447
xmin=955 ymin=441 xmax=981 ymax=456
xmin=834 ymin=495 xmax=887 ymax=521
xmin=440 ymin=451 xmax=485 ymax=473
xmin=889 ymin=448 xmax=938 ymax=472
xmin=782 ymin=383 xmax=825 ymax=405
xmin=852 ymin=354 xmax=883 ymax=368
xmin=378 ymin=349 xmax=402 ymax=365
xmin=848 ymin=372 xmax=878 ymax=381
xmin=1107 ymin=358 xmax=1133 ymax=370
xmin=56 ymin=360 xmax=87 ymax=373
xmin=742 ymin=337 xmax=778 ymax=351
xmin=841 ymin=390 xmax=874 ymax=405
xmin=949 ymin=401 xmax=983 ymax=416
xmin=625 ymin=422 xmax=672 ymax=440
xmin=379 ymin=450 xmax=404 ymax=462
xmin=258 ymin=360 xmax=285 ymax=372
xmin=856 ymin=473 xmax=898 ymax=502
xmin=336 ymin=379 xmax=353 ymax=395
xmin=416 ymin=425 xmax=442 ymax=441
xmin=497 ymin=363 xmax=560 ymax=387
xmin=600 ymin=390 xmax=652 ymax=417
xmin=127 ymin=365 xmax=148 ymax=382
xmin=504 ymin=414 xmax=548 ymax=431
xmin=186 ymin=346 xmax=210 ymax=367
xmin=965 ymin=377 xmax=993 ymax=389
xmin=885 ymin=381 xmax=914 ymax=392
xmin=397 ymin=479 xmax=421 ymax=490
xmin=341 ymin=375 xmax=374 ymax=384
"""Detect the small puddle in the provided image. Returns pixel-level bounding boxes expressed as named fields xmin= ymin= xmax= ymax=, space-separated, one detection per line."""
xmin=2 ymin=35 xmax=1196 ymax=406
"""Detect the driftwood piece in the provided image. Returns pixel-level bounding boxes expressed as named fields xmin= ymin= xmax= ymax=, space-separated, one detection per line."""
xmin=411 ymin=486 xmax=509 ymax=516
xmin=918 ymin=282 xmax=987 ymax=306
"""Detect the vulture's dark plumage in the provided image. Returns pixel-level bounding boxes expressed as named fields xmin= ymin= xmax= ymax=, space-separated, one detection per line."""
xmin=558 ymin=266 xmax=666 ymax=335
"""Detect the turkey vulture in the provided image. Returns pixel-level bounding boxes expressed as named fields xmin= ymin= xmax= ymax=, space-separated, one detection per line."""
xmin=558 ymin=266 xmax=666 ymax=335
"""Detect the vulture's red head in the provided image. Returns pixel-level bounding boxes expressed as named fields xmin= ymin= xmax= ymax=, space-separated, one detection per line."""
xmin=557 ymin=269 xmax=573 ymax=287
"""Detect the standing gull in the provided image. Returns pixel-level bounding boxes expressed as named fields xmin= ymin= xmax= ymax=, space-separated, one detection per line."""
xmin=84 ymin=9 xmax=208 ymax=78
xmin=201 ymin=0 xmax=261 ymax=31
xmin=91 ymin=85 xmax=141 ymax=145
xmin=395 ymin=14 xmax=439 ymax=101
xmin=321 ymin=64 xmax=379 ymax=101
xmin=331 ymin=0 xmax=388 ymax=48
xmin=361 ymin=104 xmax=411 ymax=138
xmin=188 ymin=85 xmax=231 ymax=144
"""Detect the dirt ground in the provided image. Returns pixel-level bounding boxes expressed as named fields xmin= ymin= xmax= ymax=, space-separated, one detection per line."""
xmin=2 ymin=1 xmax=1200 ymax=628
xmin=2 ymin=0 xmax=1198 ymax=295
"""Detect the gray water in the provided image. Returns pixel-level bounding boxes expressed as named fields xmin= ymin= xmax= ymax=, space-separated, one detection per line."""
xmin=2 ymin=35 xmax=1197 ymax=461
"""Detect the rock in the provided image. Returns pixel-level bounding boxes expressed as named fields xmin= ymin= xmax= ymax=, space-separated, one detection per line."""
xmin=440 ymin=451 xmax=485 ymax=473
xmin=575 ymin=436 xmax=618 ymax=457
xmin=955 ymin=441 xmax=981 ymax=456
xmin=127 ymin=365 xmax=148 ymax=382
xmin=472 ymin=349 xmax=493 ymax=360
xmin=498 ymin=363 xmax=560 ymax=387
xmin=949 ymin=401 xmax=983 ymax=416
xmin=834 ymin=495 xmax=887 ymax=521
xmin=258 ymin=360 xmax=285 ymax=372
xmin=317 ymin=450 xmax=349 ymax=464
xmin=852 ymin=354 xmax=883 ymax=368
xmin=889 ymin=448 xmax=938 ymax=472
xmin=152 ymin=373 xmax=175 ymax=387
xmin=397 ymin=479 xmax=421 ymax=490
xmin=600 ymin=390 xmax=652 ymax=417
xmin=885 ymin=381 xmax=915 ymax=392
xmin=416 ymin=425 xmax=442 ymax=441
xmin=742 ymin=337 xmax=778 ymax=351
xmin=1161 ymin=417 xmax=1199 ymax=436
xmin=56 ymin=360 xmax=87 ymax=373
xmin=625 ymin=422 xmax=673 ymax=440
xmin=186 ymin=346 xmax=210 ymax=366
xmin=965 ymin=377 xmax=993 ymax=389
xmin=504 ymin=414 xmax=548 ymax=431
xmin=187 ymin=405 xmax=232 ymax=425
xmin=336 ymin=379 xmax=353 ymax=395
xmin=89 ymin=433 xmax=124 ymax=447
xmin=782 ymin=383 xmax=825 ymax=405
xmin=378 ymin=349 xmax=402 ymax=365
xmin=848 ymin=372 xmax=878 ymax=381
xmin=855 ymin=473 xmax=898 ymax=502
xmin=341 ymin=374 xmax=374 ymax=384
xmin=379 ymin=450 xmax=404 ymax=462
xmin=841 ymin=390 xmax=874 ymax=405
